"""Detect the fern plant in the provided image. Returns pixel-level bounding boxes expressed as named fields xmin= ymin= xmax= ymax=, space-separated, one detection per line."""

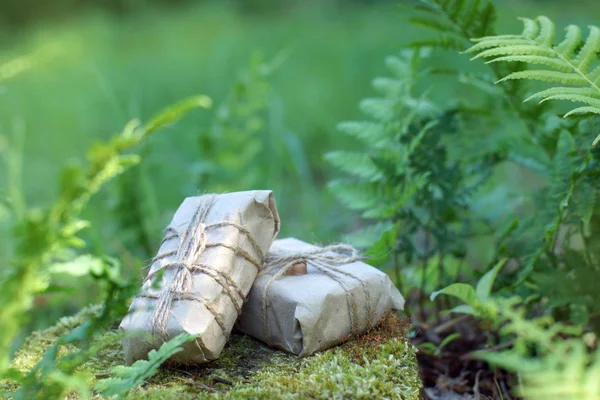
xmin=460 ymin=15 xmax=600 ymax=329
xmin=465 ymin=16 xmax=600 ymax=130
xmin=7 ymin=267 xmax=134 ymax=400
xmin=111 ymin=153 xmax=162 ymax=259
xmin=407 ymin=11 xmax=600 ymax=396
xmin=477 ymin=298 xmax=600 ymax=400
xmin=403 ymin=1 xmax=600 ymax=326
xmin=194 ymin=51 xmax=319 ymax=237
xmin=95 ymin=333 xmax=198 ymax=399
xmin=194 ymin=51 xmax=294 ymax=192
xmin=0 ymin=95 xmax=211 ymax=398
xmin=326 ymin=49 xmax=492 ymax=317
xmin=432 ymin=258 xmax=600 ymax=399
xmin=406 ymin=0 xmax=550 ymax=137
xmin=406 ymin=0 xmax=496 ymax=51
xmin=439 ymin=292 xmax=600 ymax=400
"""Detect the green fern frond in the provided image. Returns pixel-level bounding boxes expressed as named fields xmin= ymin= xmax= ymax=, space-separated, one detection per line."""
xmin=361 ymin=174 xmax=429 ymax=220
xmin=522 ymin=16 xmax=540 ymax=40
xmin=372 ymin=77 xmax=407 ymax=97
xmin=565 ymin=106 xmax=600 ymax=118
xmin=385 ymin=54 xmax=416 ymax=77
xmin=472 ymin=45 xmax=556 ymax=59
xmin=324 ymin=151 xmax=383 ymax=181
xmin=336 ymin=122 xmax=389 ymax=148
xmin=95 ymin=333 xmax=197 ymax=399
xmin=406 ymin=1 xmax=553 ymax=133
xmin=0 ymin=96 xmax=211 ymax=374
xmin=465 ymin=16 xmax=600 ymax=128
xmin=404 ymin=37 xmax=467 ymax=52
xmin=328 ymin=49 xmax=481 ymax=295
xmin=359 ymin=98 xmax=398 ymax=122
xmin=408 ymin=16 xmax=457 ymax=36
xmin=533 ymin=16 xmax=555 ymax=46
xmin=589 ymin=65 xmax=600 ymax=82
xmin=555 ymin=25 xmax=582 ymax=58
xmin=405 ymin=0 xmax=496 ymax=50
xmin=344 ymin=221 xmax=395 ymax=249
xmin=327 ymin=179 xmax=379 ymax=211
xmin=485 ymin=55 xmax=571 ymax=72
xmin=549 ymin=131 xmax=578 ymax=208
xmin=475 ymin=298 xmax=600 ymax=400
xmin=466 ymin=39 xmax=536 ymax=52
xmin=572 ymin=180 xmax=597 ymax=227
xmin=574 ymin=26 xmax=600 ymax=71
xmin=496 ymin=70 xmax=588 ymax=86
xmin=524 ymin=87 xmax=600 ymax=103
xmin=536 ymin=94 xmax=600 ymax=108
xmin=431 ymin=67 xmax=502 ymax=94
xmin=516 ymin=130 xmax=578 ymax=283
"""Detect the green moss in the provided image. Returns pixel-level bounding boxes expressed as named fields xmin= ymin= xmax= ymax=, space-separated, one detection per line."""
xmin=3 ymin=307 xmax=422 ymax=399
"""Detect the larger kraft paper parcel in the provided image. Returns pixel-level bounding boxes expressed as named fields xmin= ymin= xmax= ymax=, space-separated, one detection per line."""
xmin=120 ymin=190 xmax=280 ymax=365
xmin=235 ymin=238 xmax=405 ymax=357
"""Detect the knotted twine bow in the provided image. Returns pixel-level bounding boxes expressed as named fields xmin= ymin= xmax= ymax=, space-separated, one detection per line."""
xmin=138 ymin=194 xmax=265 ymax=339
xmin=260 ymin=244 xmax=374 ymax=344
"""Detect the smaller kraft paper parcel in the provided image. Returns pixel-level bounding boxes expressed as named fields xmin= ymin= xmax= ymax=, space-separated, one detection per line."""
xmin=235 ymin=238 xmax=405 ymax=357
xmin=120 ymin=190 xmax=280 ymax=365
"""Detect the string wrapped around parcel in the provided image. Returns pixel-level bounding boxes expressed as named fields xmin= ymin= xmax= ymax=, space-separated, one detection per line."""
xmin=120 ymin=190 xmax=280 ymax=364
xmin=235 ymin=237 xmax=405 ymax=357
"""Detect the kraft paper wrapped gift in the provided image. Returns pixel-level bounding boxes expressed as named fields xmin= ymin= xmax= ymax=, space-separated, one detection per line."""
xmin=120 ymin=190 xmax=280 ymax=364
xmin=235 ymin=238 xmax=405 ymax=357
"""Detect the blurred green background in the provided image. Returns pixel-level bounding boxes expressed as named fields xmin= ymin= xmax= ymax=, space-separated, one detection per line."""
xmin=1 ymin=0 xmax=598 ymax=336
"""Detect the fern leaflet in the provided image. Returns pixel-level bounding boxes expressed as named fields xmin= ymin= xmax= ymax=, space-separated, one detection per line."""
xmin=94 ymin=333 xmax=198 ymax=399
xmin=465 ymin=16 xmax=600 ymax=132
xmin=474 ymin=298 xmax=600 ymax=400
xmin=0 ymin=95 xmax=211 ymax=374
xmin=406 ymin=0 xmax=497 ymax=50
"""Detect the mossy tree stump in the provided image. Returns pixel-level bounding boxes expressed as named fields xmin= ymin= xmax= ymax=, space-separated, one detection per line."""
xmin=3 ymin=306 xmax=422 ymax=399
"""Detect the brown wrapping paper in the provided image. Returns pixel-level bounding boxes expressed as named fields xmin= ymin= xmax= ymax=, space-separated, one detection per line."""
xmin=120 ymin=190 xmax=280 ymax=364
xmin=235 ymin=238 xmax=405 ymax=357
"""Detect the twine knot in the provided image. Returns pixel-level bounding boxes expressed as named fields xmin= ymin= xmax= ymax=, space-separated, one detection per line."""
xmin=138 ymin=194 xmax=264 ymax=340
xmin=147 ymin=202 xmax=213 ymax=338
xmin=260 ymin=243 xmax=373 ymax=345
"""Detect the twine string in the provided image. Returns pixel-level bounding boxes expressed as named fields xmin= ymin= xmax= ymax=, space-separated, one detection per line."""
xmin=260 ymin=244 xmax=373 ymax=345
xmin=137 ymin=195 xmax=264 ymax=340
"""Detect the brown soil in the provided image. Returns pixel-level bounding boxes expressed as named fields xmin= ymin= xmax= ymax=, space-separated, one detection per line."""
xmin=412 ymin=315 xmax=517 ymax=400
